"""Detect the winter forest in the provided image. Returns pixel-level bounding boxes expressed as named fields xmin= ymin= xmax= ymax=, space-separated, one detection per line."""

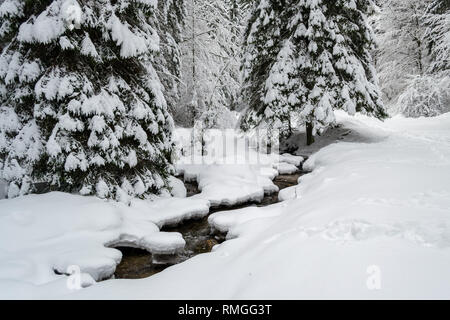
xmin=0 ymin=0 xmax=449 ymax=300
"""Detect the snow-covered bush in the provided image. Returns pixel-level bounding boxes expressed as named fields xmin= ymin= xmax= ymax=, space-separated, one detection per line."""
xmin=373 ymin=0 xmax=449 ymax=117
xmin=199 ymin=105 xmax=239 ymax=129
xmin=396 ymin=0 xmax=450 ymax=118
xmin=372 ymin=0 xmax=431 ymax=105
xmin=0 ymin=0 xmax=175 ymax=201
xmin=396 ymin=75 xmax=450 ymax=118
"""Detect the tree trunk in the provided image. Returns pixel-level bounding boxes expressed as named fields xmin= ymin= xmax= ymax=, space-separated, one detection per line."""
xmin=306 ymin=122 xmax=315 ymax=146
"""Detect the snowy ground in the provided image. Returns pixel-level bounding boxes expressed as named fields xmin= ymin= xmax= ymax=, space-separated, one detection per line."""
xmin=1 ymin=111 xmax=450 ymax=299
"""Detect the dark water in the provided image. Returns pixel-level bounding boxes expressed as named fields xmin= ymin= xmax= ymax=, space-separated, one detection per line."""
xmin=113 ymin=171 xmax=304 ymax=279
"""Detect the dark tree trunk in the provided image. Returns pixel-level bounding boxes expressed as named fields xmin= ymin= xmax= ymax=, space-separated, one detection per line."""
xmin=306 ymin=122 xmax=315 ymax=146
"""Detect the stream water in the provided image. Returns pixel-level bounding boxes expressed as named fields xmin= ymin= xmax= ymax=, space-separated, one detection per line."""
xmin=113 ymin=171 xmax=304 ymax=280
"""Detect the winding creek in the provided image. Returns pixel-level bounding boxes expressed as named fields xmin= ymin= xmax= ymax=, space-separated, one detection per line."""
xmin=114 ymin=169 xmax=305 ymax=280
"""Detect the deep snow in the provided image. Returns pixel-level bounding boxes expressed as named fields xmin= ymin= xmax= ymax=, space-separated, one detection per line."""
xmin=1 ymin=111 xmax=450 ymax=299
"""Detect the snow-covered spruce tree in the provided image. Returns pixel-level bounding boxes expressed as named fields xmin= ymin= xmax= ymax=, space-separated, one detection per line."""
xmin=240 ymin=0 xmax=290 ymax=135
xmin=0 ymin=0 xmax=175 ymax=200
xmin=241 ymin=0 xmax=386 ymax=145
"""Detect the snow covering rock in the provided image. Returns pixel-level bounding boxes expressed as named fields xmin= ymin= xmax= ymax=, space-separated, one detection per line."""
xmin=208 ymin=202 xmax=287 ymax=237
xmin=127 ymin=197 xmax=210 ymax=228
xmin=273 ymin=162 xmax=299 ymax=175
xmin=280 ymin=153 xmax=304 ymax=166
xmin=278 ymin=184 xmax=301 ymax=201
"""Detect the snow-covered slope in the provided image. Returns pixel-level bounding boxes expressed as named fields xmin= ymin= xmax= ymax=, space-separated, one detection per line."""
xmin=1 ymin=111 xmax=450 ymax=299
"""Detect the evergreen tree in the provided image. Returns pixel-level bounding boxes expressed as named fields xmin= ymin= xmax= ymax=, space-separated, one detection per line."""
xmin=241 ymin=0 xmax=386 ymax=145
xmin=0 ymin=0 xmax=175 ymax=201
xmin=240 ymin=0 xmax=289 ymax=134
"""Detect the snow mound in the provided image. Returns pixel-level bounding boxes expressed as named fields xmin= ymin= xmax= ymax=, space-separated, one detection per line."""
xmin=278 ymin=184 xmax=301 ymax=201
xmin=129 ymin=197 xmax=210 ymax=228
xmin=0 ymin=192 xmax=210 ymax=291
xmin=273 ymin=162 xmax=299 ymax=174
xmin=280 ymin=153 xmax=304 ymax=166
xmin=209 ymin=203 xmax=285 ymax=237
xmin=167 ymin=176 xmax=187 ymax=198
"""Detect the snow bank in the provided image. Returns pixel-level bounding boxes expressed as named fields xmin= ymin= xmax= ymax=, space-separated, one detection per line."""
xmin=0 ymin=192 xmax=209 ymax=296
xmin=278 ymin=183 xmax=301 ymax=201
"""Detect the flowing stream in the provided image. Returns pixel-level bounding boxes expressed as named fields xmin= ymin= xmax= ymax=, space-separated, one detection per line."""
xmin=113 ymin=171 xmax=304 ymax=279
